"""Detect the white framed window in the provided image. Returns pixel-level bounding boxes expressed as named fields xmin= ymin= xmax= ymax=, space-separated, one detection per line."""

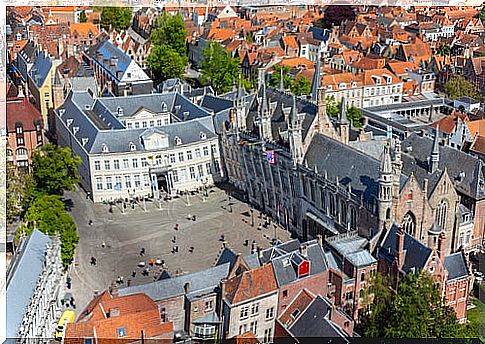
xmin=134 ymin=175 xmax=141 ymax=188
xmin=189 ymin=167 xmax=196 ymax=179
xmin=173 ymin=170 xmax=179 ymax=183
xmin=239 ymin=324 xmax=248 ymax=335
xmin=251 ymin=303 xmax=259 ymax=316
xmin=187 ymin=150 xmax=193 ymax=160
xmin=205 ymin=300 xmax=213 ymax=311
xmin=123 ymin=159 xmax=129 ymax=169
xmin=263 ymin=328 xmax=272 ymax=343
xmin=96 ymin=177 xmax=103 ymax=190
xmin=106 ymin=177 xmax=113 ymax=190
xmin=132 ymin=158 xmax=138 ymax=168
xmin=142 ymin=121 xmax=147 ymax=128
xmin=157 ymin=119 xmax=162 ymax=126
xmin=195 ymin=148 xmax=201 ymax=158
xmin=169 ymin=154 xmax=176 ymax=164
xmin=250 ymin=321 xmax=258 ymax=334
xmin=143 ymin=174 xmax=150 ymax=187
xmin=178 ymin=152 xmax=184 ymax=162
xmin=114 ymin=160 xmax=120 ymax=170
xmin=94 ymin=160 xmax=101 ymax=170
xmin=198 ymin=165 xmax=204 ymax=177
xmin=115 ymin=176 xmax=122 ymax=190
xmin=203 ymin=146 xmax=209 ymax=156
xmin=206 ymin=162 xmax=212 ymax=175
xmin=141 ymin=157 xmax=148 ymax=167
xmin=125 ymin=175 xmax=132 ymax=189
xmin=240 ymin=306 xmax=249 ymax=320
xmin=104 ymin=160 xmax=111 ymax=170
xmin=265 ymin=307 xmax=274 ymax=320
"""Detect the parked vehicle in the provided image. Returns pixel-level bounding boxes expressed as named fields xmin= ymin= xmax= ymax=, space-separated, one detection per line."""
xmin=55 ymin=310 xmax=76 ymax=340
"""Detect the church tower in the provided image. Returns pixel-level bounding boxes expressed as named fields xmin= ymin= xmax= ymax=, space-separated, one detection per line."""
xmin=391 ymin=137 xmax=403 ymax=216
xmin=430 ymin=126 xmax=440 ymax=174
xmin=378 ymin=142 xmax=394 ymax=230
xmin=337 ymin=97 xmax=349 ymax=145
xmin=288 ymin=94 xmax=303 ymax=165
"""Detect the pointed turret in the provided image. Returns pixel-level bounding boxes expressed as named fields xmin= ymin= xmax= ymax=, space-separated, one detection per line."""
xmin=290 ymin=93 xmax=298 ymax=127
xmin=378 ymin=143 xmax=394 ymax=229
xmin=311 ymin=49 xmax=321 ymax=103
xmin=259 ymin=79 xmax=272 ymax=142
xmin=288 ymin=94 xmax=303 ymax=165
xmin=338 ymin=97 xmax=349 ymax=124
xmin=278 ymin=67 xmax=284 ymax=92
xmin=337 ymin=97 xmax=349 ymax=144
xmin=430 ymin=126 xmax=440 ymax=173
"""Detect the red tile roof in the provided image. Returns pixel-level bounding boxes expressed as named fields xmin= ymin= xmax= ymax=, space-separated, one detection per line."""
xmin=6 ymin=98 xmax=43 ymax=133
xmin=65 ymin=291 xmax=173 ymax=343
xmin=282 ymin=35 xmax=298 ymax=49
xmin=278 ymin=289 xmax=315 ymax=327
xmin=431 ymin=111 xmax=469 ymax=134
xmin=470 ymin=135 xmax=485 ymax=155
xmin=224 ymin=264 xmax=277 ymax=304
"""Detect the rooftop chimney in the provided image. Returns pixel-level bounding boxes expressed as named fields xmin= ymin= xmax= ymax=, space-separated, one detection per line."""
xmin=299 ymin=244 xmax=308 ymax=258
xmin=438 ymin=231 xmax=446 ymax=263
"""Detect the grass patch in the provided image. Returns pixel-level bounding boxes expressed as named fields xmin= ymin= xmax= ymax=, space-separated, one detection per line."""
xmin=466 ymin=297 xmax=484 ymax=341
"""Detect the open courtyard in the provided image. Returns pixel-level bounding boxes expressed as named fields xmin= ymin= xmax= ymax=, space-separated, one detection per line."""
xmin=66 ymin=185 xmax=291 ymax=312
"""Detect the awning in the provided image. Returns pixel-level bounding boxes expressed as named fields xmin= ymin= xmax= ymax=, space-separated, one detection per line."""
xmin=306 ymin=212 xmax=338 ymax=235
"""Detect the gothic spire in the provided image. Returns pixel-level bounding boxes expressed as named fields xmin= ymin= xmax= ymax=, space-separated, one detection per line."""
xmin=237 ymin=73 xmax=244 ymax=107
xmin=290 ymin=93 xmax=298 ymax=127
xmin=278 ymin=67 xmax=284 ymax=92
xmin=260 ymin=79 xmax=268 ymax=116
xmin=430 ymin=125 xmax=440 ymax=173
xmin=380 ymin=143 xmax=393 ymax=175
xmin=339 ymin=96 xmax=349 ymax=124
xmin=311 ymin=49 xmax=321 ymax=103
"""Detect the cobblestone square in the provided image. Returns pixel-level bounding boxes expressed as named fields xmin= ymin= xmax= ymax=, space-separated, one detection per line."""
xmin=66 ymin=186 xmax=291 ymax=312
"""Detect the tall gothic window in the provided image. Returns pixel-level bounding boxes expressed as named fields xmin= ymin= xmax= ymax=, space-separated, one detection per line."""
xmin=340 ymin=200 xmax=348 ymax=225
xmin=320 ymin=188 xmax=327 ymax=213
xmin=402 ymin=212 xmax=416 ymax=237
xmin=436 ymin=200 xmax=448 ymax=230
xmin=330 ymin=194 xmax=337 ymax=217
xmin=350 ymin=206 xmax=357 ymax=230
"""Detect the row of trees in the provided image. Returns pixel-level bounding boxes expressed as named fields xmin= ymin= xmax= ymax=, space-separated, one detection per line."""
xmin=9 ymin=144 xmax=81 ymax=267
xmin=360 ymin=271 xmax=478 ymax=339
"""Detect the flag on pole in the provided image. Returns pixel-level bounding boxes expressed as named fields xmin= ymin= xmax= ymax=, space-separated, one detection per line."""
xmin=266 ymin=150 xmax=275 ymax=164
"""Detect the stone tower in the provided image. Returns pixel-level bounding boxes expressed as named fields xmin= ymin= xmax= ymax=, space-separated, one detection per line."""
xmin=288 ymin=94 xmax=304 ymax=165
xmin=430 ymin=126 xmax=440 ymax=174
xmin=259 ymin=81 xmax=273 ymax=142
xmin=378 ymin=142 xmax=394 ymax=230
xmin=391 ymin=137 xmax=403 ymax=216
xmin=337 ymin=97 xmax=349 ymax=145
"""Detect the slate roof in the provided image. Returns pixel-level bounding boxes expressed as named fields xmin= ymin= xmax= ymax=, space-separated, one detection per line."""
xmin=270 ymin=241 xmax=328 ymax=287
xmin=379 ymin=224 xmax=432 ymax=272
xmin=401 ymin=133 xmax=485 ymax=200
xmin=305 ymin=134 xmax=408 ymax=203
xmin=6 ymin=230 xmax=53 ymax=339
xmin=444 ymin=252 xmax=469 ymax=281
xmin=57 ymin=90 xmax=216 ymax=154
xmin=119 ymin=263 xmax=229 ymax=301
xmin=288 ymin=296 xmax=349 ymax=341
xmin=215 ymin=247 xmax=239 ymax=270
xmin=28 ymin=51 xmax=52 ymax=88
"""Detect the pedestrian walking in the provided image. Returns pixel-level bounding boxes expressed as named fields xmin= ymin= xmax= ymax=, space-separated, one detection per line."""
xmin=174 ymin=223 xmax=179 ymax=231
xmin=132 ymin=271 xmax=136 ymax=278
xmin=172 ymin=235 xmax=176 ymax=243
xmin=127 ymin=279 xmax=131 ymax=287
xmin=101 ymin=241 xmax=105 ymax=248
xmin=189 ymin=246 xmax=194 ymax=253
xmin=140 ymin=247 xmax=146 ymax=256
xmin=89 ymin=220 xmax=93 ymax=226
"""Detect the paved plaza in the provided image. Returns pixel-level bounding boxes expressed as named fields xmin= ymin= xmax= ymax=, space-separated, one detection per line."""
xmin=66 ymin=185 xmax=291 ymax=312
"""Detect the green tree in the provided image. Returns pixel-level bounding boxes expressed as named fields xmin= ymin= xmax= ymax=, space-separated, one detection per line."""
xmin=6 ymin=162 xmax=33 ymax=223
xmin=438 ymin=44 xmax=451 ymax=57
xmin=291 ymin=76 xmax=311 ymax=96
xmin=360 ymin=272 xmax=393 ymax=337
xmin=346 ymin=105 xmax=362 ymax=128
xmin=362 ymin=271 xmax=461 ymax=338
xmin=242 ymin=76 xmax=253 ymax=91
xmin=480 ymin=7 xmax=485 ymax=22
xmin=445 ymin=75 xmax=481 ymax=100
xmin=326 ymin=95 xmax=340 ymax=118
xmin=150 ymin=12 xmax=187 ymax=56
xmin=100 ymin=7 xmax=132 ymax=31
xmin=23 ymin=194 xmax=79 ymax=266
xmin=269 ymin=65 xmax=292 ymax=90
xmin=200 ymin=41 xmax=240 ymax=94
xmin=147 ymin=44 xmax=187 ymax=81
xmin=31 ymin=144 xmax=81 ymax=196
xmin=79 ymin=10 xmax=87 ymax=23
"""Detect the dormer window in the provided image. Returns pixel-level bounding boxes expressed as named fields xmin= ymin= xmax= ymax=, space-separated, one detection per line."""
xmin=58 ymin=109 xmax=65 ymax=117
xmin=372 ymin=76 xmax=381 ymax=85
xmin=351 ymin=81 xmax=357 ymax=88
xmin=174 ymin=136 xmax=182 ymax=145
xmin=327 ymin=85 xmax=333 ymax=91
xmin=339 ymin=82 xmax=347 ymax=89
xmin=117 ymin=107 xmax=123 ymax=115
xmin=200 ymin=132 xmax=207 ymax=140
xmin=102 ymin=144 xmax=109 ymax=153
xmin=129 ymin=142 xmax=136 ymax=151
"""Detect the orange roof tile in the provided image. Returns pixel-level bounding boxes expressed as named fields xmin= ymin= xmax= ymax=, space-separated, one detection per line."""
xmin=431 ymin=111 xmax=469 ymax=134
xmin=362 ymin=69 xmax=400 ymax=86
xmin=467 ymin=119 xmax=485 ymax=138
xmin=208 ymin=28 xmax=235 ymax=41
xmin=279 ymin=289 xmax=315 ymax=327
xmin=470 ymin=135 xmax=485 ymax=154
xmin=224 ymin=264 xmax=277 ymax=304
xmin=350 ymin=56 xmax=386 ymax=70
xmin=386 ymin=61 xmax=415 ymax=77
xmin=322 ymin=72 xmax=363 ymax=89
xmin=280 ymin=57 xmax=314 ymax=69
xmin=282 ymin=35 xmax=298 ymax=49
xmin=69 ymin=22 xmax=100 ymax=37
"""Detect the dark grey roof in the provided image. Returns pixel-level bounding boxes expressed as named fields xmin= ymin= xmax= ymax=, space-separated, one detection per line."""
xmin=271 ymin=242 xmax=328 ymax=287
xmin=243 ymin=253 xmax=261 ymax=269
xmin=29 ymin=51 xmax=52 ymax=88
xmin=308 ymin=27 xmax=330 ymax=42
xmin=200 ymin=94 xmax=234 ymax=113
xmin=259 ymin=239 xmax=302 ymax=264
xmin=86 ymin=40 xmax=135 ymax=83
xmin=119 ymin=263 xmax=230 ymax=301
xmin=6 ymin=230 xmax=53 ymax=338
xmin=305 ymin=134 xmax=407 ymax=203
xmin=401 ymin=133 xmax=485 ymax=200
xmin=289 ymin=296 xmax=349 ymax=341
xmin=444 ymin=252 xmax=469 ymax=281
xmin=379 ymin=224 xmax=432 ymax=272
xmin=192 ymin=312 xmax=220 ymax=324
xmin=215 ymin=247 xmax=238 ymax=270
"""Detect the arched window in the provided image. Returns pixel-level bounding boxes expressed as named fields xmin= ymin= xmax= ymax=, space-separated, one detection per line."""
xmin=407 ymin=190 xmax=413 ymax=201
xmin=436 ymin=200 xmax=448 ymax=230
xmin=320 ymin=188 xmax=327 ymax=212
xmin=350 ymin=207 xmax=357 ymax=230
xmin=402 ymin=212 xmax=416 ymax=237
xmin=16 ymin=148 xmax=28 ymax=156
xmin=161 ymin=102 xmax=168 ymax=112
xmin=340 ymin=200 xmax=348 ymax=225
xmin=329 ymin=194 xmax=337 ymax=217
xmin=102 ymin=144 xmax=109 ymax=153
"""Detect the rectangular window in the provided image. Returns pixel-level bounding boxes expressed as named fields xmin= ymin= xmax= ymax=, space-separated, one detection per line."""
xmin=125 ymin=175 xmax=131 ymax=189
xmin=205 ymin=300 xmax=213 ymax=311
xmin=127 ymin=122 xmax=133 ymax=128
xmin=240 ymin=306 xmax=249 ymax=320
xmin=135 ymin=122 xmax=140 ymax=129
xmin=106 ymin=177 xmax=113 ymax=190
xmin=114 ymin=160 xmax=120 ymax=170
xmin=250 ymin=321 xmax=257 ymax=334
xmin=211 ymin=144 xmax=217 ymax=154
xmin=149 ymin=120 xmax=154 ymax=127
xmin=263 ymin=328 xmax=272 ymax=344
xmin=134 ymin=175 xmax=141 ymax=187
xmin=123 ymin=159 xmax=129 ymax=169
xmin=206 ymin=162 xmax=212 ymax=175
xmin=164 ymin=119 xmax=169 ymax=125
xmin=169 ymin=154 xmax=176 ymax=164
xmin=239 ymin=324 xmax=248 ymax=335
xmin=178 ymin=152 xmax=184 ymax=162
xmin=156 ymin=119 xmax=162 ymax=126
xmin=198 ymin=164 xmax=204 ymax=177
xmin=143 ymin=174 xmax=150 ymax=187
xmin=142 ymin=121 xmax=147 ymax=128
xmin=104 ymin=160 xmax=111 ymax=170
xmin=251 ymin=303 xmax=259 ymax=315
xmin=214 ymin=160 xmax=220 ymax=173
xmin=17 ymin=137 xmax=24 ymax=145
xmin=265 ymin=307 xmax=274 ymax=320
xmin=115 ymin=176 xmax=122 ymax=190
xmin=187 ymin=150 xmax=193 ymax=160
xmin=173 ymin=169 xmax=179 ymax=183
xmin=195 ymin=148 xmax=201 ymax=158
xmin=132 ymin=158 xmax=138 ymax=168
xmin=203 ymin=146 xmax=209 ymax=156
xmin=94 ymin=160 xmax=101 ymax=170
xmin=189 ymin=167 xmax=196 ymax=179
xmin=141 ymin=157 xmax=148 ymax=167
xmin=96 ymin=177 xmax=103 ymax=190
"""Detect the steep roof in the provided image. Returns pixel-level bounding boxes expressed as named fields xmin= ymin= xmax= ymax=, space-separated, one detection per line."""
xmin=6 ymin=97 xmax=43 ymax=132
xmin=66 ymin=291 xmax=173 ymax=342
xmin=444 ymin=252 xmax=469 ymax=281
xmin=224 ymin=264 xmax=277 ymax=305
xmin=28 ymin=51 xmax=52 ymax=88
xmin=6 ymin=230 xmax=54 ymax=338
xmin=379 ymin=224 xmax=432 ymax=272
